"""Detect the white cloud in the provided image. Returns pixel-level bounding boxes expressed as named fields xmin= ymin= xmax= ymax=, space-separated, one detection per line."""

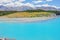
xmin=4 ymin=2 xmax=15 ymax=7
xmin=14 ymin=1 xmax=24 ymax=6
xmin=34 ymin=4 xmax=60 ymax=9
xmin=51 ymin=6 xmax=60 ymax=9
xmin=3 ymin=2 xmax=35 ymax=9
xmin=32 ymin=0 xmax=53 ymax=4
xmin=42 ymin=4 xmax=57 ymax=8
xmin=17 ymin=0 xmax=26 ymax=2
xmin=0 ymin=0 xmax=26 ymax=7
xmin=46 ymin=0 xmax=53 ymax=2
xmin=42 ymin=4 xmax=50 ymax=7
xmin=32 ymin=0 xmax=42 ymax=4
xmin=35 ymin=5 xmax=42 ymax=7
xmin=57 ymin=7 xmax=60 ymax=9
xmin=33 ymin=4 xmax=50 ymax=7
xmin=4 ymin=2 xmax=24 ymax=7
xmin=24 ymin=3 xmax=35 ymax=8
xmin=0 ymin=0 xmax=25 ymax=4
xmin=0 ymin=0 xmax=13 ymax=3
xmin=0 ymin=0 xmax=60 ymax=9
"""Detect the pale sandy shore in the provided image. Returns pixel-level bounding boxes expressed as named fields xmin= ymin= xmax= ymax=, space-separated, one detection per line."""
xmin=0 ymin=16 xmax=58 ymax=23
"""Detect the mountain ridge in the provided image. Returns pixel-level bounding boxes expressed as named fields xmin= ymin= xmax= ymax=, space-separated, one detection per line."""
xmin=0 ymin=5 xmax=60 ymax=11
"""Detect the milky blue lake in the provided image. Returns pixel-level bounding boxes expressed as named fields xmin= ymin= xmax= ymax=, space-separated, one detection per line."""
xmin=0 ymin=17 xmax=60 ymax=40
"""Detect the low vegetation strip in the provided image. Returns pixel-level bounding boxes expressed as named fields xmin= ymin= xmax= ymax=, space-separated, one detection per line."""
xmin=0 ymin=11 xmax=17 ymax=16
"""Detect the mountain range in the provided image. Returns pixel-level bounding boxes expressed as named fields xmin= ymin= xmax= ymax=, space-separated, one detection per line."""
xmin=0 ymin=5 xmax=60 ymax=11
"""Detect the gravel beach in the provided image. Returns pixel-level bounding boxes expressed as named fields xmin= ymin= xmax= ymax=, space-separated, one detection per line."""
xmin=0 ymin=16 xmax=57 ymax=22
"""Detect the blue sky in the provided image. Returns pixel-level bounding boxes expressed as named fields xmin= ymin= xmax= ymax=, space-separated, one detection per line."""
xmin=25 ymin=0 xmax=60 ymax=7
xmin=0 ymin=0 xmax=60 ymax=8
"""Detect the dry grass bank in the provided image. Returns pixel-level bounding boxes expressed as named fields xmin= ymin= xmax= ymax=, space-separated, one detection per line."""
xmin=1 ymin=12 xmax=55 ymax=18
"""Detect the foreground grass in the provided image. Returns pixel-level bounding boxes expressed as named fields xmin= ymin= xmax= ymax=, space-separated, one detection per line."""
xmin=1 ymin=12 xmax=55 ymax=18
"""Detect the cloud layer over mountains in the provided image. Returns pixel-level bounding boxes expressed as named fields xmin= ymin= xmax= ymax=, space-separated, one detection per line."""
xmin=0 ymin=0 xmax=60 ymax=9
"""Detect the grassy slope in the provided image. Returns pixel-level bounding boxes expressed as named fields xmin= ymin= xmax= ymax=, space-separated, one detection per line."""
xmin=0 ymin=12 xmax=55 ymax=18
xmin=0 ymin=9 xmax=59 ymax=18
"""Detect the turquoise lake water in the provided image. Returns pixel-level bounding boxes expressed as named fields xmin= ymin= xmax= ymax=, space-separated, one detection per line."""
xmin=0 ymin=17 xmax=60 ymax=40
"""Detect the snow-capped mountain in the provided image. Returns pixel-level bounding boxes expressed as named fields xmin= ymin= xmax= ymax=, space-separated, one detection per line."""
xmin=35 ymin=6 xmax=57 ymax=11
xmin=0 ymin=5 xmax=35 ymax=11
xmin=57 ymin=9 xmax=60 ymax=11
xmin=0 ymin=5 xmax=60 ymax=11
xmin=0 ymin=5 xmax=8 ymax=11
